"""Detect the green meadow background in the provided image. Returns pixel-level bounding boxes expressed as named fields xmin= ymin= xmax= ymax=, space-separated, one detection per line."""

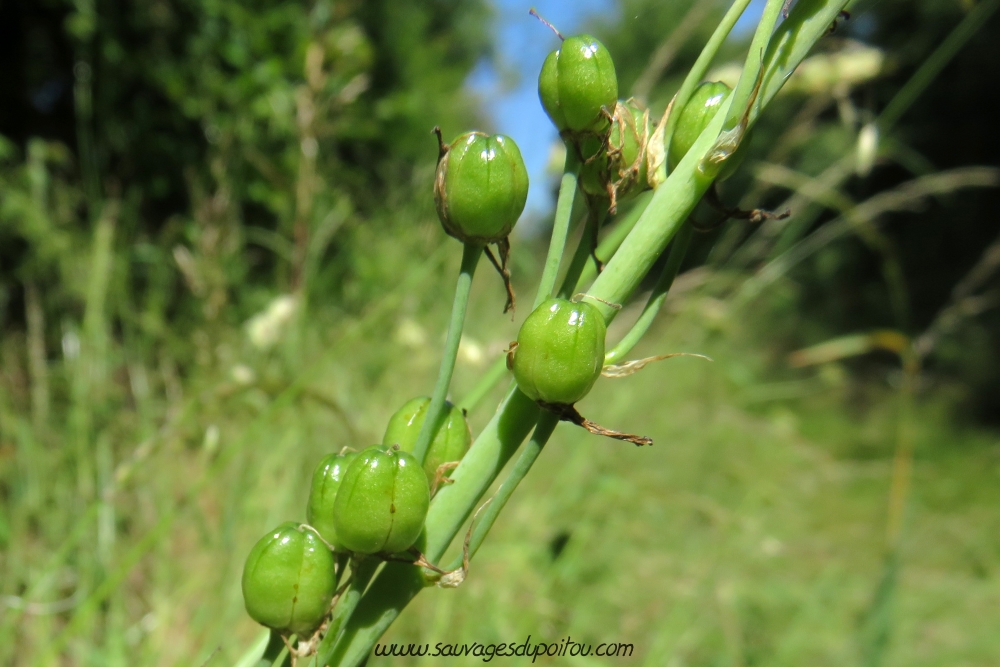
xmin=1 ymin=0 xmax=999 ymax=665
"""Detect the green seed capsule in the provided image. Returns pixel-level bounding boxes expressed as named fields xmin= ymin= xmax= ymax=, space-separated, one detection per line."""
xmin=612 ymin=99 xmax=651 ymax=193
xmin=580 ymin=99 xmax=652 ymax=201
xmin=333 ymin=444 xmax=430 ymax=554
xmin=668 ymin=81 xmax=750 ymax=180
xmin=241 ymin=522 xmax=336 ymax=636
xmin=538 ymin=34 xmax=618 ymax=134
xmin=512 ymin=298 xmax=607 ymax=405
xmin=383 ymin=397 xmax=471 ymax=480
xmin=306 ymin=451 xmax=357 ymax=549
xmin=434 ymin=132 xmax=529 ymax=244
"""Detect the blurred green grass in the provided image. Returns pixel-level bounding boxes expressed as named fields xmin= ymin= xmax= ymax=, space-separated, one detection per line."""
xmin=374 ymin=287 xmax=1000 ymax=667
xmin=3 ymin=1 xmax=999 ymax=664
xmin=6 ymin=243 xmax=999 ymax=666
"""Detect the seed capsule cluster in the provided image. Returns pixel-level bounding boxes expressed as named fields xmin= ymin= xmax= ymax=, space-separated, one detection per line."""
xmin=241 ymin=398 xmax=472 ymax=639
xmin=241 ymin=21 xmax=738 ymax=643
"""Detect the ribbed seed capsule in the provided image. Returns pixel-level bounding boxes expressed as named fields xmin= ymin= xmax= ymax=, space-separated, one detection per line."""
xmin=306 ymin=451 xmax=357 ymax=549
xmin=434 ymin=132 xmax=528 ymax=244
xmin=383 ymin=397 xmax=471 ymax=480
xmin=538 ymin=34 xmax=618 ymax=134
xmin=332 ymin=444 xmax=430 ymax=554
xmin=512 ymin=298 xmax=607 ymax=406
xmin=668 ymin=81 xmax=748 ymax=176
xmin=241 ymin=522 xmax=336 ymax=636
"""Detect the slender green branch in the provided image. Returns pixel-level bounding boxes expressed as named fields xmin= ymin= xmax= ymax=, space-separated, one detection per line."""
xmin=663 ymin=0 xmax=753 ymax=158
xmin=574 ymin=192 xmax=652 ymax=292
xmin=411 ymin=242 xmax=481 ymax=466
xmin=269 ymin=643 xmax=290 ymax=667
xmin=558 ymin=204 xmax=607 ymax=299
xmin=446 ymin=411 xmax=559 ymax=570
xmin=535 ymin=149 xmax=582 ymax=307
xmin=235 ymin=630 xmax=283 ymax=667
xmin=232 ymin=630 xmax=271 ymax=667
xmin=879 ymin=0 xmax=999 ymax=132
xmin=605 ymin=222 xmax=694 ymax=364
xmin=456 ymin=152 xmax=590 ymax=417
xmin=456 ymin=356 xmax=508 ymax=413
xmin=722 ymin=0 xmax=786 ymax=132
xmin=313 ymin=558 xmax=378 ymax=667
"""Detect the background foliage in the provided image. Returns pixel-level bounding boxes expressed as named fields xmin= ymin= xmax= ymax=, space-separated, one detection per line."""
xmin=0 ymin=0 xmax=998 ymax=665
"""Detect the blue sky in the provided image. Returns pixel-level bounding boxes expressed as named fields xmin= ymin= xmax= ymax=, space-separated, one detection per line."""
xmin=465 ymin=0 xmax=767 ymax=217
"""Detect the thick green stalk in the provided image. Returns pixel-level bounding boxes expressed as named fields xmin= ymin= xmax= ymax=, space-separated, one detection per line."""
xmin=535 ymin=149 xmax=582 ymax=307
xmin=445 ymin=411 xmax=559 ymax=570
xmin=604 ymin=222 xmax=694 ymax=364
xmin=574 ymin=192 xmax=652 ymax=292
xmin=411 ymin=242 xmax=481 ymax=466
xmin=325 ymin=3 xmax=850 ymax=662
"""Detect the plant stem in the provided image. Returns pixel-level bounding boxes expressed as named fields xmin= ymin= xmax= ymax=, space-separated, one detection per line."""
xmin=455 ymin=151 xmax=590 ymax=416
xmin=313 ymin=558 xmax=378 ymax=666
xmin=558 ymin=204 xmax=606 ymax=299
xmin=574 ymin=192 xmax=652 ymax=292
xmin=445 ymin=411 xmax=559 ymax=570
xmin=326 ymin=388 xmax=540 ymax=667
xmin=456 ymin=356 xmax=508 ymax=413
xmin=411 ymin=242 xmax=481 ymax=466
xmin=535 ymin=148 xmax=582 ymax=307
xmin=721 ymin=0 xmax=785 ymax=132
xmin=662 ymin=0 xmax=753 ymax=156
xmin=236 ymin=630 xmax=280 ymax=667
xmin=878 ymin=0 xmax=1000 ymax=133
xmin=269 ymin=643 xmax=290 ymax=667
xmin=605 ymin=221 xmax=694 ymax=364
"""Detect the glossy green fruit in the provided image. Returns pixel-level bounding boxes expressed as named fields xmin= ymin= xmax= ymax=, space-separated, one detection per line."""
xmin=306 ymin=451 xmax=357 ymax=549
xmin=241 ymin=522 xmax=336 ymax=636
xmin=668 ymin=81 xmax=750 ymax=179
xmin=383 ymin=397 xmax=471 ymax=480
xmin=512 ymin=298 xmax=607 ymax=405
xmin=333 ymin=444 xmax=430 ymax=554
xmin=669 ymin=81 xmax=730 ymax=171
xmin=538 ymin=35 xmax=618 ymax=134
xmin=434 ymin=132 xmax=529 ymax=244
